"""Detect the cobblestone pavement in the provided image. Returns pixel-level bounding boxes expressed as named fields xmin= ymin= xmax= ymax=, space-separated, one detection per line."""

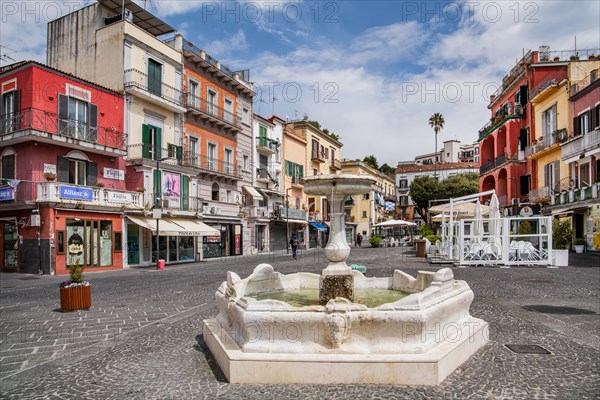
xmin=0 ymin=247 xmax=599 ymax=399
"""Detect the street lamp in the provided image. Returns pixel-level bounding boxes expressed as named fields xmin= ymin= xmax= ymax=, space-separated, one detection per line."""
xmin=154 ymin=155 xmax=170 ymax=269
xmin=285 ymin=187 xmax=293 ymax=254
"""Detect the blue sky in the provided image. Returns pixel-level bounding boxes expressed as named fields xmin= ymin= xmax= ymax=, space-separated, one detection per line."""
xmin=2 ymin=0 xmax=600 ymax=165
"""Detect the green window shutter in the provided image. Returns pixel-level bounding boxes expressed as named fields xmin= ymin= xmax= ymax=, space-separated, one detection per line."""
xmin=259 ymin=125 xmax=267 ymax=138
xmin=181 ymin=175 xmax=189 ymax=210
xmin=155 ymin=126 xmax=162 ymax=160
xmin=285 ymin=160 xmax=290 ymax=176
xmin=142 ymin=124 xmax=151 ymax=159
xmin=153 ymin=168 xmax=162 ymax=201
xmin=176 ymin=145 xmax=183 ymax=161
xmin=168 ymin=143 xmax=175 ymax=158
xmin=298 ymin=165 xmax=304 ymax=177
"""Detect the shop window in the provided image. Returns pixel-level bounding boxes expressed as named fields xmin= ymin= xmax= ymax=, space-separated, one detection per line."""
xmin=66 ymin=219 xmax=113 ymax=268
xmin=56 ymin=231 xmax=65 ymax=254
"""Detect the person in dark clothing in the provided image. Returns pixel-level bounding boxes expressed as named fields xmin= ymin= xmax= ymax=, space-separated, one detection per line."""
xmin=356 ymin=233 xmax=363 ymax=247
xmin=289 ymin=235 xmax=298 ymax=259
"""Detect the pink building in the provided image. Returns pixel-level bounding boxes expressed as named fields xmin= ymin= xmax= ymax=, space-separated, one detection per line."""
xmin=0 ymin=61 xmax=132 ymax=275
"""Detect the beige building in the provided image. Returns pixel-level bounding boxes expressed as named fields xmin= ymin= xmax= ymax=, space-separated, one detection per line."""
xmin=341 ymin=160 xmax=395 ymax=240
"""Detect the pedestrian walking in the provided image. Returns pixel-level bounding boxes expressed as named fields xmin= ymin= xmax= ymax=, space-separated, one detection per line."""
xmin=289 ymin=235 xmax=298 ymax=259
xmin=356 ymin=233 xmax=363 ymax=247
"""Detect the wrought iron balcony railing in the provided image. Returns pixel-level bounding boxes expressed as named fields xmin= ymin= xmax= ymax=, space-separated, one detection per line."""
xmin=124 ymin=68 xmax=184 ymax=107
xmin=127 ymin=144 xmax=241 ymax=179
xmin=186 ymin=93 xmax=240 ymax=129
xmin=256 ymin=136 xmax=279 ymax=152
xmin=529 ymin=186 xmax=552 ymax=202
xmin=561 ymin=129 xmax=600 ymax=161
xmin=479 ymin=160 xmax=495 ymax=175
xmin=330 ymin=158 xmax=341 ymax=170
xmin=0 ymin=108 xmax=126 ymax=151
xmin=311 ymin=149 xmax=326 ymax=162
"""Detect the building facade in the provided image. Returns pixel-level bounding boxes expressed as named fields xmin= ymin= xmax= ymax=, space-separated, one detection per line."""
xmin=0 ymin=61 xmax=129 ymax=274
xmin=340 ymin=160 xmax=395 ymax=240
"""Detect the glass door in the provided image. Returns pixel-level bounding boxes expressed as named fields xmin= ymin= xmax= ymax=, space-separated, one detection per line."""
xmin=127 ymin=224 xmax=140 ymax=265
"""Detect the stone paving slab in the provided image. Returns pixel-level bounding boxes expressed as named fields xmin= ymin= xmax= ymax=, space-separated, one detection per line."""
xmin=0 ymin=247 xmax=599 ymax=398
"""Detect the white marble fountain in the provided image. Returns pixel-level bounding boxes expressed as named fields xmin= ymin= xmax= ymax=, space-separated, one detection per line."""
xmin=202 ymin=174 xmax=488 ymax=385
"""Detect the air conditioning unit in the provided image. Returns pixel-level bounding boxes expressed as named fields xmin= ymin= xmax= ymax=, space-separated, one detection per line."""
xmin=511 ymin=198 xmax=520 ymax=205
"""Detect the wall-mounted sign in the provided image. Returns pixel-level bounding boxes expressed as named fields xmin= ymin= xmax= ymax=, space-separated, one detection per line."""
xmin=104 ymin=168 xmax=124 ymax=181
xmin=60 ymin=185 xmax=93 ymax=201
xmin=107 ymin=191 xmax=132 ymax=204
xmin=0 ymin=187 xmax=14 ymax=201
xmin=44 ymin=163 xmax=56 ymax=174
xmin=519 ymin=205 xmax=534 ymax=218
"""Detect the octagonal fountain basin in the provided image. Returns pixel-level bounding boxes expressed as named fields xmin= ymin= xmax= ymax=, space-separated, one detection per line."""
xmin=203 ymin=264 xmax=489 ymax=385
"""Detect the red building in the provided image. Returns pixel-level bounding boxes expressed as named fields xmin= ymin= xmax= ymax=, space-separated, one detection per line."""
xmin=478 ymin=50 xmax=569 ymax=211
xmin=0 ymin=61 xmax=132 ymax=275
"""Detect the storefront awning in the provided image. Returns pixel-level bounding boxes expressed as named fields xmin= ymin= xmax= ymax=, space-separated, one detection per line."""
xmin=243 ymin=185 xmax=263 ymax=199
xmin=127 ymin=216 xmax=219 ymax=236
xmin=286 ymin=219 xmax=308 ymax=225
xmin=309 ymin=221 xmax=327 ymax=231
xmin=258 ymin=188 xmax=283 ymax=198
xmin=171 ymin=219 xmax=220 ymax=236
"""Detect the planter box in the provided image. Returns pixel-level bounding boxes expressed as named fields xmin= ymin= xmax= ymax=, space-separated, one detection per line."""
xmin=60 ymin=285 xmax=92 ymax=312
xmin=552 ymin=249 xmax=569 ymax=267
xmin=574 ymin=245 xmax=585 ymax=254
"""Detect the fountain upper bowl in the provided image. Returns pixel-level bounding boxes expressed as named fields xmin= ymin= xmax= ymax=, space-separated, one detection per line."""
xmin=303 ymin=173 xmax=376 ymax=196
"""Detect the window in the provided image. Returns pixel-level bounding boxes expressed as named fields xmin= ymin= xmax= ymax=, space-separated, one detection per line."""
xmin=580 ymin=163 xmax=591 ymax=187
xmin=142 ymin=124 xmax=162 ymax=160
xmin=148 ymin=59 xmax=162 ymax=96
xmin=258 ymin=125 xmax=267 ymax=147
xmin=167 ymin=143 xmax=183 ymax=160
xmin=207 ymin=89 xmax=217 ymax=115
xmin=330 ymin=148 xmax=335 ymax=161
xmin=542 ymin=105 xmax=556 ymax=136
xmin=362 ymin=211 xmax=367 ymax=218
xmin=224 ymin=98 xmax=234 ymax=123
xmin=312 ymin=139 xmax=319 ymax=158
xmin=224 ymin=149 xmax=233 ymax=174
xmin=207 ymin=143 xmax=217 ymax=170
xmin=188 ymin=80 xmax=199 ymax=107
xmin=295 ymin=197 xmax=300 ymax=209
xmin=56 ymin=231 xmax=65 ymax=254
xmin=242 ymin=108 xmax=250 ymax=124
xmin=211 ymin=182 xmax=219 ymax=201
xmin=398 ymin=179 xmax=408 ymax=189
xmin=69 ymin=159 xmax=87 ymax=185
xmin=58 ymin=94 xmax=97 ymax=141
xmin=543 ymin=161 xmax=560 ymax=192
xmin=1 ymin=153 xmax=15 ymax=179
xmin=243 ymin=155 xmax=249 ymax=171
xmin=579 ymin=113 xmax=590 ymax=135
xmin=226 ymin=190 xmax=232 ymax=203
xmin=313 ymin=168 xmax=317 ymax=176
xmin=189 ymin=137 xmax=199 ymax=166
xmin=363 ymin=193 xmax=369 ymax=200
xmin=1 ymin=89 xmax=20 ymax=133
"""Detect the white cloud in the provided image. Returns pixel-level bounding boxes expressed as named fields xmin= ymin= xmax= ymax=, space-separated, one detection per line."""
xmin=206 ymin=29 xmax=248 ymax=56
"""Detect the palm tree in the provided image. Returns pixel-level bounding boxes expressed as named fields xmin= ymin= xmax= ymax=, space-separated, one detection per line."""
xmin=428 ymin=113 xmax=445 ymax=179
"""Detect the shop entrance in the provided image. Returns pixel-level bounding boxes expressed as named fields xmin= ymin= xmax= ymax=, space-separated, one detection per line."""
xmin=2 ymin=223 xmax=18 ymax=270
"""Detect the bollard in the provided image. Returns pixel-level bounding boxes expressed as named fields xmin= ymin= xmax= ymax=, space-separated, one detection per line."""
xmin=157 ymin=259 xmax=165 ymax=270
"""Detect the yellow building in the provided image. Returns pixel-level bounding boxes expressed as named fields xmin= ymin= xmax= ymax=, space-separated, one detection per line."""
xmin=528 ymin=60 xmax=600 ymax=203
xmin=340 ymin=160 xmax=396 ymax=240
xmin=281 ymin=123 xmax=309 ymax=249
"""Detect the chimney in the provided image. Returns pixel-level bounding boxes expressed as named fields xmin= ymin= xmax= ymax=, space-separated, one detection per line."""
xmin=174 ymin=34 xmax=183 ymax=51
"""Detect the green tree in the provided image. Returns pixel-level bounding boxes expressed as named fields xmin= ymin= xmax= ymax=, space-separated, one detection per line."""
xmin=438 ymin=173 xmax=479 ymax=199
xmin=428 ymin=113 xmax=445 ymax=178
xmin=363 ymin=155 xmax=379 ymax=170
xmin=409 ymin=176 xmax=442 ymax=223
xmin=410 ymin=173 xmax=479 ymax=223
xmin=379 ymin=163 xmax=395 ymax=176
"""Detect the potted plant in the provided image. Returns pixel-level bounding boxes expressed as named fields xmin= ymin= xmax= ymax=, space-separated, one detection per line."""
xmin=574 ymin=238 xmax=586 ymax=253
xmin=96 ymin=182 xmax=105 ymax=188
xmin=552 ymin=219 xmax=573 ymax=267
xmin=136 ymin=186 xmax=145 ymax=193
xmin=43 ymin=172 xmax=56 ymax=181
xmin=368 ymin=235 xmax=382 ymax=248
xmin=59 ymin=261 xmax=91 ymax=312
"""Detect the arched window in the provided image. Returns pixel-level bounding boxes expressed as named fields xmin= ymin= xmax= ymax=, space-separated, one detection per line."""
xmin=211 ymin=182 xmax=219 ymax=201
xmin=1 ymin=147 xmax=16 ymax=179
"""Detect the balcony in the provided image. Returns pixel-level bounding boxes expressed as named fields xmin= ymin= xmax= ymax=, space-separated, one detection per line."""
xmin=495 ymin=153 xmax=506 ymax=168
xmin=244 ymin=205 xmax=269 ymax=219
xmin=0 ymin=108 xmax=127 ymax=156
xmin=525 ymin=129 xmax=568 ymax=158
xmin=478 ymin=108 xmax=525 ymax=141
xmin=127 ymin=144 xmax=241 ymax=180
xmin=256 ymin=136 xmax=279 ymax=155
xmin=479 ymin=160 xmax=495 ymax=175
xmin=291 ymin=175 xmax=304 ymax=188
xmin=529 ymin=186 xmax=552 ymax=203
xmin=329 ymin=159 xmax=341 ymax=171
xmin=124 ymin=68 xmax=185 ymax=113
xmin=561 ymin=129 xmax=600 ymax=161
xmin=311 ymin=149 xmax=326 ymax=163
xmin=552 ymin=183 xmax=600 ymax=205
xmin=256 ymin=166 xmax=277 ymax=184
xmin=278 ymin=205 xmax=307 ymax=221
xmin=0 ymin=181 xmax=144 ymax=209
xmin=345 ymin=215 xmax=355 ymax=223
xmin=186 ymin=94 xmax=240 ymax=132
